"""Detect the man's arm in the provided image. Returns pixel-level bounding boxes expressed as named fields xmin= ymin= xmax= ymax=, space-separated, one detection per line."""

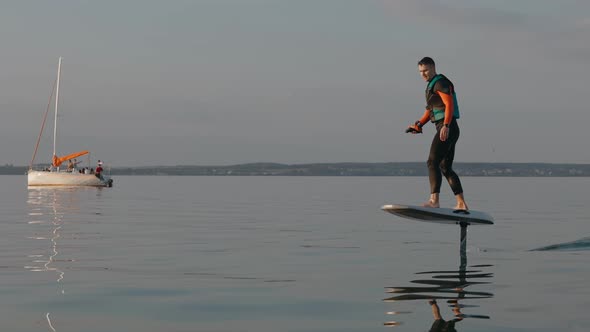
xmin=418 ymin=109 xmax=430 ymax=126
xmin=437 ymin=91 xmax=454 ymax=126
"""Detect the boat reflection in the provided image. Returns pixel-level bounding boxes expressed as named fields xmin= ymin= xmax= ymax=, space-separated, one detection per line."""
xmin=383 ymin=224 xmax=494 ymax=329
xmin=26 ymin=187 xmax=85 ymax=332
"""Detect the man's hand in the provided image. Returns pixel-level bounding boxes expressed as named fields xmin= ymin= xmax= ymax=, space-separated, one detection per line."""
xmin=440 ymin=125 xmax=449 ymax=141
xmin=405 ymin=123 xmax=423 ymax=134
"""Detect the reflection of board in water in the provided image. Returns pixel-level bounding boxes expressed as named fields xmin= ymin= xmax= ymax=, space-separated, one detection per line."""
xmin=384 ymin=263 xmax=494 ymax=302
xmin=382 ymin=263 xmax=494 ymax=323
xmin=386 ymin=287 xmax=493 ymax=297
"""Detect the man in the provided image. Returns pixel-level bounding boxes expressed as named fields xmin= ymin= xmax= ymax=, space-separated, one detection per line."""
xmin=406 ymin=57 xmax=468 ymax=210
xmin=72 ymin=159 xmax=81 ymax=171
xmin=95 ymin=160 xmax=103 ymax=179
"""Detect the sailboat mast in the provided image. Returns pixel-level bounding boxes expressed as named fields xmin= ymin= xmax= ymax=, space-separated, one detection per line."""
xmin=53 ymin=57 xmax=62 ymax=159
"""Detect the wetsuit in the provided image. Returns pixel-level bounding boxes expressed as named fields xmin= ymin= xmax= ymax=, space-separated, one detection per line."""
xmin=429 ymin=318 xmax=458 ymax=332
xmin=416 ymin=74 xmax=464 ymax=196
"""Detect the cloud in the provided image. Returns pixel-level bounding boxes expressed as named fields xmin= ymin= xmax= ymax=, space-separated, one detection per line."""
xmin=381 ymin=0 xmax=529 ymax=30
xmin=576 ymin=17 xmax=590 ymax=28
xmin=381 ymin=0 xmax=590 ymax=63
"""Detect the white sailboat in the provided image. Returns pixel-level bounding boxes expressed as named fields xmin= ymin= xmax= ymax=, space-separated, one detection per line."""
xmin=27 ymin=57 xmax=113 ymax=187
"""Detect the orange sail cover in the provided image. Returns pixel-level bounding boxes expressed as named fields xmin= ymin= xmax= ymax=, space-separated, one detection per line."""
xmin=52 ymin=150 xmax=89 ymax=167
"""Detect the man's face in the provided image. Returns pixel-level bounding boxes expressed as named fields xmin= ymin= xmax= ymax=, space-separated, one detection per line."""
xmin=418 ymin=64 xmax=435 ymax=81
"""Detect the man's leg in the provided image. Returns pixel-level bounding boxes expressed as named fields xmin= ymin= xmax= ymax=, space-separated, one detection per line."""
xmin=425 ymin=126 xmax=447 ymax=207
xmin=439 ymin=121 xmax=468 ymax=210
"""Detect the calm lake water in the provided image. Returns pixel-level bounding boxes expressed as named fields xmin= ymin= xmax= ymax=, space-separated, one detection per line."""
xmin=1 ymin=175 xmax=589 ymax=331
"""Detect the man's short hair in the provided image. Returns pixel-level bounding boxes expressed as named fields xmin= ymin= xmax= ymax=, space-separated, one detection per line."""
xmin=418 ymin=57 xmax=435 ymax=66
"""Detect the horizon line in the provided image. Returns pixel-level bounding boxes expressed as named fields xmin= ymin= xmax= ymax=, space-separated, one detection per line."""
xmin=5 ymin=161 xmax=590 ymax=168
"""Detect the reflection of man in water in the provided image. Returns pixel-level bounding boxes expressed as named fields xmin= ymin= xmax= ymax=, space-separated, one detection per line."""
xmin=428 ymin=299 xmax=462 ymax=332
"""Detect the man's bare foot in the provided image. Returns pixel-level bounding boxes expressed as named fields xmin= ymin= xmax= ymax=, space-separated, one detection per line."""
xmin=454 ymin=193 xmax=468 ymax=210
xmin=423 ymin=200 xmax=440 ymax=208
xmin=454 ymin=202 xmax=468 ymax=210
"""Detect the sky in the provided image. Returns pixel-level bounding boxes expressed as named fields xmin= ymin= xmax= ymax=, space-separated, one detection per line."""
xmin=1 ymin=0 xmax=589 ymax=167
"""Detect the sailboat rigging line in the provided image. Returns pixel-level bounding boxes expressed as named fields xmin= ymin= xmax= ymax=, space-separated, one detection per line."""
xmin=30 ymin=77 xmax=57 ymax=170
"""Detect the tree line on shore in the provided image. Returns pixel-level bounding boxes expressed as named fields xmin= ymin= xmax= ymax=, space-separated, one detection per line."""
xmin=5 ymin=162 xmax=589 ymax=176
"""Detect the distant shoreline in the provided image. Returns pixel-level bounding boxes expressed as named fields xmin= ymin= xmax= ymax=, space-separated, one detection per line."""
xmin=4 ymin=162 xmax=590 ymax=176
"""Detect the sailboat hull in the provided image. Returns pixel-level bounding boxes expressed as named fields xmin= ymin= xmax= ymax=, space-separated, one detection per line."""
xmin=27 ymin=170 xmax=112 ymax=187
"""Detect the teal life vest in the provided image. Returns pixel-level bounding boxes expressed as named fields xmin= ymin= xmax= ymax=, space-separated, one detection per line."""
xmin=427 ymin=74 xmax=460 ymax=122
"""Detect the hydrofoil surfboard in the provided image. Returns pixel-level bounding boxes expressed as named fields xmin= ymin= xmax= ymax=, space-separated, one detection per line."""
xmin=381 ymin=204 xmax=493 ymax=225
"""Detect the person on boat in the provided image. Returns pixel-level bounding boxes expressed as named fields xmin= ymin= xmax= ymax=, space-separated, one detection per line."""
xmin=73 ymin=159 xmax=82 ymax=172
xmin=95 ymin=160 xmax=103 ymax=179
xmin=66 ymin=159 xmax=81 ymax=172
xmin=406 ymin=57 xmax=468 ymax=210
